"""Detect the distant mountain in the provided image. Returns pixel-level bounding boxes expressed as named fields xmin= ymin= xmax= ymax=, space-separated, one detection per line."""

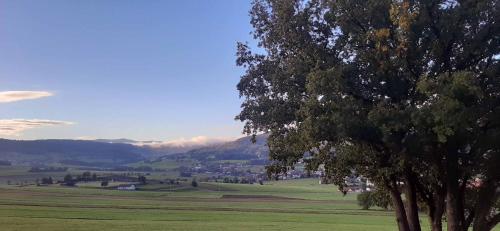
xmin=166 ymin=134 xmax=269 ymax=161
xmin=0 ymin=139 xmax=146 ymax=166
xmin=0 ymin=135 xmax=270 ymax=167
xmin=94 ymin=137 xmax=230 ymax=158
xmin=142 ymin=144 xmax=208 ymax=158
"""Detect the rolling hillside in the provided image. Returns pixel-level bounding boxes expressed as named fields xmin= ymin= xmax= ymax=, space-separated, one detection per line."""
xmin=165 ymin=134 xmax=269 ymax=161
xmin=0 ymin=139 xmax=146 ymax=166
xmin=0 ymin=134 xmax=270 ymax=167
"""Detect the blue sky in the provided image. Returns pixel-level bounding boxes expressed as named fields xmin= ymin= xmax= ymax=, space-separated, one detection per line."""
xmin=0 ymin=0 xmax=256 ymax=141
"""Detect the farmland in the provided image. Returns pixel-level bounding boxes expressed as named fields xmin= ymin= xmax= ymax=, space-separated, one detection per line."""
xmin=0 ymin=177 xmax=422 ymax=231
xmin=1 ymin=167 xmax=497 ymax=231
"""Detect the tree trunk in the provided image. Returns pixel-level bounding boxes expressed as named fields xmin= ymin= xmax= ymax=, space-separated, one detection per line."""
xmin=431 ymin=217 xmax=443 ymax=231
xmin=446 ymin=153 xmax=464 ymax=231
xmin=427 ymin=193 xmax=444 ymax=231
xmin=388 ymin=179 xmax=411 ymax=231
xmin=446 ymin=187 xmax=463 ymax=231
xmin=472 ymin=179 xmax=499 ymax=231
xmin=458 ymin=176 xmax=469 ymax=231
xmin=404 ymin=173 xmax=422 ymax=231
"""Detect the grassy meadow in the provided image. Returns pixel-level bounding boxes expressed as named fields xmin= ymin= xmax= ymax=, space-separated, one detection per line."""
xmin=0 ymin=177 xmax=419 ymax=231
xmin=1 ymin=167 xmax=497 ymax=231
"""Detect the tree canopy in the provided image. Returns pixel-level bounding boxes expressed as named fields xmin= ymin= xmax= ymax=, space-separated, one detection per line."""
xmin=236 ymin=1 xmax=499 ymax=231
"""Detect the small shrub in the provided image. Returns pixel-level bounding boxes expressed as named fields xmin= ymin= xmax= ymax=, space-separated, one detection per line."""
xmin=357 ymin=192 xmax=374 ymax=210
xmin=357 ymin=190 xmax=391 ymax=210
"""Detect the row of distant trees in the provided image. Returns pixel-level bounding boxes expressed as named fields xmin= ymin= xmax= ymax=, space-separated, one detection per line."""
xmin=29 ymin=166 xmax=67 ymax=172
xmin=32 ymin=172 xmax=96 ymax=186
xmin=62 ymin=172 xmax=99 ymax=186
xmin=187 ymin=175 xmax=265 ymax=185
xmin=221 ymin=176 xmax=263 ymax=185
xmin=35 ymin=172 xmax=148 ymax=187
xmin=187 ymin=177 xmax=265 ymax=189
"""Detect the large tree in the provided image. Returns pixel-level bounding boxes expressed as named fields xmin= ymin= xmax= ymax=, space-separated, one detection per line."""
xmin=236 ymin=1 xmax=499 ymax=231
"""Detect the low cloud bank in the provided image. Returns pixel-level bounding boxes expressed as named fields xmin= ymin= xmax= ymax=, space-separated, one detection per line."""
xmin=135 ymin=136 xmax=236 ymax=148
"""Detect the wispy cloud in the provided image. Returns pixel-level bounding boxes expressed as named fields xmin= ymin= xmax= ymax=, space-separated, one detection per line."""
xmin=0 ymin=91 xmax=53 ymax=103
xmin=0 ymin=119 xmax=73 ymax=136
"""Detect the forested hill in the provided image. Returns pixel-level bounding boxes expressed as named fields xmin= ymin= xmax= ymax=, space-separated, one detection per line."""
xmin=165 ymin=134 xmax=269 ymax=161
xmin=0 ymin=139 xmax=146 ymax=166
xmin=0 ymin=135 xmax=270 ymax=166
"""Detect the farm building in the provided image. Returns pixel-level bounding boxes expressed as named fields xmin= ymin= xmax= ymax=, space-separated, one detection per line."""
xmin=117 ymin=184 xmax=136 ymax=191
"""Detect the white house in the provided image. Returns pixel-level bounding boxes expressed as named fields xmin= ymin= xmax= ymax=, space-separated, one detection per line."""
xmin=117 ymin=184 xmax=136 ymax=191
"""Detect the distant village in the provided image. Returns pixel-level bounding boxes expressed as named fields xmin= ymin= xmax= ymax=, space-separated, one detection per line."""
xmin=6 ymin=159 xmax=375 ymax=194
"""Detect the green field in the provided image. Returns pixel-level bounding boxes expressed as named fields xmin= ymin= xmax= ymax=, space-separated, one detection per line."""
xmin=0 ymin=178 xmax=427 ymax=231
xmin=1 ymin=167 xmax=498 ymax=231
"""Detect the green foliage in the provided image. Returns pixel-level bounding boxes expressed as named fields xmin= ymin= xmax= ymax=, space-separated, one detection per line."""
xmin=138 ymin=176 xmax=147 ymax=185
xmin=372 ymin=190 xmax=391 ymax=210
xmin=63 ymin=174 xmax=73 ymax=183
xmin=63 ymin=174 xmax=75 ymax=186
xmin=236 ymin=0 xmax=499 ymax=230
xmin=357 ymin=192 xmax=374 ymax=210
xmin=81 ymin=171 xmax=92 ymax=181
xmin=357 ymin=191 xmax=391 ymax=210
xmin=41 ymin=177 xmax=53 ymax=185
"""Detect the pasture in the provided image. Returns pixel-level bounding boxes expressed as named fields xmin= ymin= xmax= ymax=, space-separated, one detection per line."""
xmin=0 ymin=178 xmax=423 ymax=231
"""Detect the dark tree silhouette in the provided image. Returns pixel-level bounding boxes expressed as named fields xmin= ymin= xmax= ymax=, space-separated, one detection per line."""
xmin=237 ymin=1 xmax=499 ymax=231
